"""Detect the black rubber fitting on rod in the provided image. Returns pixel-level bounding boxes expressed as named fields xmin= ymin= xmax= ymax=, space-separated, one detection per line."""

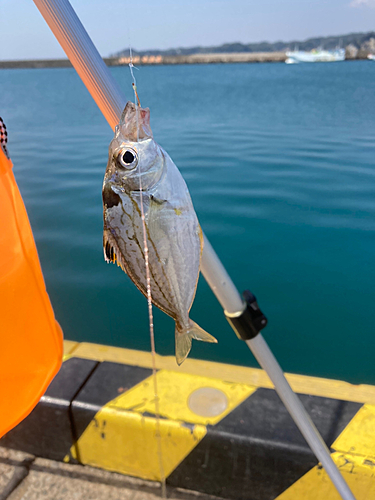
xmin=225 ymin=290 xmax=268 ymax=340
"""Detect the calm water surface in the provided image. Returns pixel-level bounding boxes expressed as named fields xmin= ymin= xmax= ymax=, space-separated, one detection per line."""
xmin=1 ymin=61 xmax=374 ymax=383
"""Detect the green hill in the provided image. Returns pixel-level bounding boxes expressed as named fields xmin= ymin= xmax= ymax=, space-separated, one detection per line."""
xmin=113 ymin=31 xmax=375 ymax=57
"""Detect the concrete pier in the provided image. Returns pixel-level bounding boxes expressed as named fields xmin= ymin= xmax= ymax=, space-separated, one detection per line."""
xmin=0 ymin=447 xmax=218 ymax=500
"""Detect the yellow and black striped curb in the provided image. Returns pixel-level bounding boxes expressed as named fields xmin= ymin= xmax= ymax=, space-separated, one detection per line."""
xmin=1 ymin=340 xmax=375 ymax=500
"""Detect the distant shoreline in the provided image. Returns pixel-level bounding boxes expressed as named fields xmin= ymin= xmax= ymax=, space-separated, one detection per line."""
xmin=0 ymin=52 xmax=287 ymax=69
xmin=1 ymin=50 xmax=370 ymax=69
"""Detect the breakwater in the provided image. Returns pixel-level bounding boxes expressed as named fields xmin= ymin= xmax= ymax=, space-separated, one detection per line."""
xmin=2 ymin=50 xmax=372 ymax=69
xmin=0 ymin=52 xmax=287 ymax=69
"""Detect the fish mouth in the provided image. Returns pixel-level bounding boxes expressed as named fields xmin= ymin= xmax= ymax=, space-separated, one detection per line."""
xmin=118 ymin=101 xmax=153 ymax=142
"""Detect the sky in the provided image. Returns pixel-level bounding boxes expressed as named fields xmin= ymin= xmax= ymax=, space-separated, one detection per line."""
xmin=1 ymin=0 xmax=375 ymax=60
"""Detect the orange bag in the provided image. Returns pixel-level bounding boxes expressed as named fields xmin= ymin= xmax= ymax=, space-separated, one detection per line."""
xmin=0 ymin=126 xmax=63 ymax=438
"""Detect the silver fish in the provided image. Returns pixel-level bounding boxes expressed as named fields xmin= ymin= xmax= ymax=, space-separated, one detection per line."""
xmin=102 ymin=102 xmax=217 ymax=364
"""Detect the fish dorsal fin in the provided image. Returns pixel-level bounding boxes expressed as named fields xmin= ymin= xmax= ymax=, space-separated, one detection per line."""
xmin=198 ymin=224 xmax=204 ymax=256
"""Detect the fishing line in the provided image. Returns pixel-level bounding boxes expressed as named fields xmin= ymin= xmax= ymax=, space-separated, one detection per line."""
xmin=129 ymin=49 xmax=167 ymax=499
xmin=128 ymin=46 xmax=139 ymax=84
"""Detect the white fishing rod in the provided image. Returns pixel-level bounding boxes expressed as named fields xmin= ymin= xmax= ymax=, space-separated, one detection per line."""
xmin=31 ymin=1 xmax=356 ymax=499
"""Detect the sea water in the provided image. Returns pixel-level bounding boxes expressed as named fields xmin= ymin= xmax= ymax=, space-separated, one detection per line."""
xmin=1 ymin=61 xmax=374 ymax=384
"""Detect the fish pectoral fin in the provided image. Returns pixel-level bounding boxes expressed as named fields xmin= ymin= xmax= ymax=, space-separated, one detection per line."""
xmin=150 ymin=194 xmax=167 ymax=206
xmin=175 ymin=320 xmax=217 ymax=365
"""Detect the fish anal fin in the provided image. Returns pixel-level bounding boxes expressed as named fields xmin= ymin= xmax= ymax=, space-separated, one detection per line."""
xmin=175 ymin=319 xmax=217 ymax=365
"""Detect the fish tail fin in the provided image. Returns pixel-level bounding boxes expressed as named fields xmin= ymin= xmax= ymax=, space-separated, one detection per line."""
xmin=175 ymin=319 xmax=217 ymax=366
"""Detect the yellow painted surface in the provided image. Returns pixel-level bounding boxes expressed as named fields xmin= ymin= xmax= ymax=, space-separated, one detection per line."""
xmin=64 ymin=340 xmax=375 ymax=492
xmin=278 ymin=403 xmax=375 ymax=499
xmin=67 ymin=341 xmax=375 ymax=404
xmin=71 ymin=407 xmax=206 ymax=480
xmin=70 ymin=369 xmax=255 ymax=478
xmin=63 ymin=340 xmax=79 ymax=361
xmin=276 ymin=452 xmax=375 ymax=500
xmin=333 ymin=404 xmax=375 ymax=458
xmin=112 ymin=369 xmax=256 ymax=425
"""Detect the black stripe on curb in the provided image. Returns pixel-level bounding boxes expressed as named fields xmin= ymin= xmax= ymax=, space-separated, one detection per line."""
xmin=0 ymin=358 xmax=98 ymax=461
xmin=71 ymin=361 xmax=152 ymax=440
xmin=167 ymin=388 xmax=362 ymax=500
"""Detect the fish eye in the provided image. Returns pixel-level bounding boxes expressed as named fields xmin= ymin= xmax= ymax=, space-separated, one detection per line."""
xmin=116 ymin=147 xmax=138 ymax=170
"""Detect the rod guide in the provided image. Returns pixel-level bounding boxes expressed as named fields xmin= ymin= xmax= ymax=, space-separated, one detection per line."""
xmin=225 ymin=290 xmax=268 ymax=340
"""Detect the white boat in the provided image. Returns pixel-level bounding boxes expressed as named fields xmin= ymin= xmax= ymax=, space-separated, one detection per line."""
xmin=285 ymin=48 xmax=345 ymax=63
xmin=368 ymin=54 xmax=375 ymax=61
